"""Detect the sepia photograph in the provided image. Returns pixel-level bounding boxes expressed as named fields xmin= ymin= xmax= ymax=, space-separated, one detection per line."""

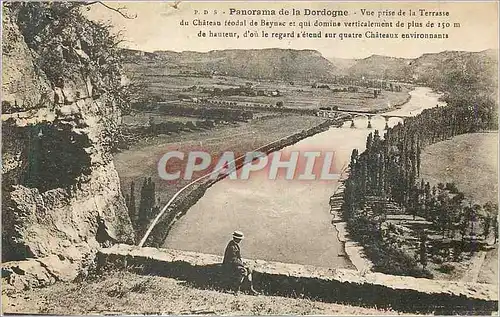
xmin=1 ymin=1 xmax=499 ymax=315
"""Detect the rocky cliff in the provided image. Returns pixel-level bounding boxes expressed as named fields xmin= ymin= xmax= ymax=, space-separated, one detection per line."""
xmin=2 ymin=3 xmax=134 ymax=288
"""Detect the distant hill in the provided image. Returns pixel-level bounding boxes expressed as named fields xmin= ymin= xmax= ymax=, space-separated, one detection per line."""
xmin=343 ymin=55 xmax=413 ymax=81
xmin=410 ymin=49 xmax=498 ymax=92
xmin=123 ymin=48 xmax=338 ymax=81
xmin=122 ymin=48 xmax=498 ymax=91
xmin=325 ymin=57 xmax=356 ymax=76
xmin=328 ymin=50 xmax=498 ymax=84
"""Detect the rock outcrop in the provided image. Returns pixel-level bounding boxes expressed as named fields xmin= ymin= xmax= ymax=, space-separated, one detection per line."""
xmin=2 ymin=3 xmax=134 ymax=288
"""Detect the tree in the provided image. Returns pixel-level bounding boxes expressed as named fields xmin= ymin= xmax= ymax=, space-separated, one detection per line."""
xmin=128 ymin=181 xmax=136 ymax=224
xmin=419 ymin=233 xmax=428 ymax=269
xmin=470 ymin=203 xmax=482 ymax=237
xmin=482 ymin=215 xmax=492 ymax=239
xmin=340 ymin=84 xmax=497 ymax=274
xmin=493 ymin=217 xmax=499 ymax=244
xmin=149 ymin=116 xmax=157 ymax=134
xmin=137 ymin=177 xmax=156 ymax=234
xmin=458 ymin=214 xmax=469 ymax=242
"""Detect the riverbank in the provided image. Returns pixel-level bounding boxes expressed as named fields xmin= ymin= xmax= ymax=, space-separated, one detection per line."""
xmin=332 ymin=92 xmax=499 ymax=282
xmin=329 ymin=179 xmax=374 ymax=273
xmin=143 ymin=117 xmax=342 ymax=247
xmin=388 ymin=92 xmax=413 ymax=111
xmin=114 ymin=114 xmax=328 ymax=238
xmin=326 ymin=86 xmax=443 ymax=274
xmin=115 ymin=116 xmax=329 ymax=200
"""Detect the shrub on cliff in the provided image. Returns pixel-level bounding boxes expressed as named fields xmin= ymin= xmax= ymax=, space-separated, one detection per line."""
xmin=13 ymin=3 xmax=127 ymax=100
xmin=7 ymin=2 xmax=135 ymax=152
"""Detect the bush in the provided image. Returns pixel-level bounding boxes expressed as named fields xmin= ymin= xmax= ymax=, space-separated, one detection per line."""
xmin=9 ymin=2 xmax=133 ymax=152
xmin=346 ymin=215 xmax=433 ymax=279
xmin=444 ymin=182 xmax=459 ymax=193
xmin=437 ymin=262 xmax=456 ymax=274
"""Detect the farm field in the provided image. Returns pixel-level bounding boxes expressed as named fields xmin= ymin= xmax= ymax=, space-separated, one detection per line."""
xmin=420 ymin=132 xmax=498 ymax=206
xmin=122 ymin=111 xmax=276 ymax=128
xmin=122 ymin=113 xmax=199 ymax=126
xmin=217 ymin=89 xmax=409 ymax=111
xmin=129 ymin=72 xmax=411 ymax=112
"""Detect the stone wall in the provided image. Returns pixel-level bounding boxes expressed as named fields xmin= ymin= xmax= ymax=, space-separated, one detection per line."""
xmin=97 ymin=244 xmax=498 ymax=315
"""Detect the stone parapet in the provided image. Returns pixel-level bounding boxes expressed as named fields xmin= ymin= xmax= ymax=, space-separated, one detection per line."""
xmin=97 ymin=244 xmax=498 ymax=315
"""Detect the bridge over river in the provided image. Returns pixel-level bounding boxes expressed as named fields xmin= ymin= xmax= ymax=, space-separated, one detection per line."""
xmin=317 ymin=109 xmax=413 ymax=129
xmin=161 ymin=87 xmax=445 ymax=269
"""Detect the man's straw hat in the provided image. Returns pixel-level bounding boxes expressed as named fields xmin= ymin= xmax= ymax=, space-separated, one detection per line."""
xmin=232 ymin=230 xmax=244 ymax=239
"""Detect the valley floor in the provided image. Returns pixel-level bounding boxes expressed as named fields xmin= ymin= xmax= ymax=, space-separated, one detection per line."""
xmin=2 ymin=271 xmax=407 ymax=315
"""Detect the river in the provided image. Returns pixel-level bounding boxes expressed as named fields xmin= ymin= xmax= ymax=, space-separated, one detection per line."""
xmin=163 ymin=87 xmax=444 ymax=268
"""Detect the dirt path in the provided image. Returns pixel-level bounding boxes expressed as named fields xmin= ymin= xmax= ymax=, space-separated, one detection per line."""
xmin=461 ymin=251 xmax=487 ymax=283
xmin=477 ymin=246 xmax=499 ymax=285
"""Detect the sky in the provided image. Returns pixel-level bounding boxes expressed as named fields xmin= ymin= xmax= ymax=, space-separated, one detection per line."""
xmin=85 ymin=1 xmax=499 ymax=59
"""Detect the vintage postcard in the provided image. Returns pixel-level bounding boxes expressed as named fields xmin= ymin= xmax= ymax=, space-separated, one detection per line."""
xmin=1 ymin=0 xmax=499 ymax=315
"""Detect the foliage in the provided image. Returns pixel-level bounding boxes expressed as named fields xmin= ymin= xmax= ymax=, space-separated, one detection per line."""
xmin=437 ymin=263 xmax=455 ymax=274
xmin=7 ymin=2 xmax=135 ymax=154
xmin=126 ymin=177 xmax=160 ymax=239
xmin=12 ymin=2 xmax=128 ymax=104
xmin=342 ymin=94 xmax=498 ymax=276
xmin=133 ymin=103 xmax=254 ymax=122
xmin=345 ymin=215 xmax=432 ymax=278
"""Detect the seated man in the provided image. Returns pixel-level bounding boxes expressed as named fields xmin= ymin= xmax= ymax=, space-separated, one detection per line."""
xmin=223 ymin=230 xmax=259 ymax=295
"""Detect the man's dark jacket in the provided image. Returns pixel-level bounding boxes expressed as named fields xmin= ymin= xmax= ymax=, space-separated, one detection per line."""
xmin=223 ymin=240 xmax=244 ymax=268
